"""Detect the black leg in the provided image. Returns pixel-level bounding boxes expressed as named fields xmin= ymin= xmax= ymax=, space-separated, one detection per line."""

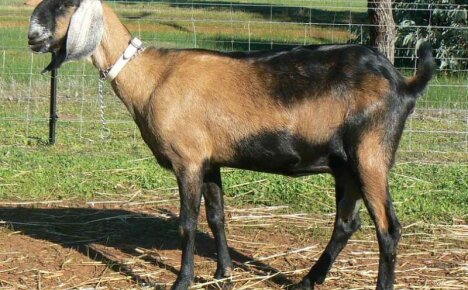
xmin=172 ymin=167 xmax=204 ymax=290
xmin=202 ymin=167 xmax=233 ymax=279
xmin=364 ymin=188 xmax=401 ymax=290
xmin=293 ymin=172 xmax=361 ymax=290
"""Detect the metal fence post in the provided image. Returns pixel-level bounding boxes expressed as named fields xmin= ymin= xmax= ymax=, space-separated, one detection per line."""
xmin=49 ymin=53 xmax=58 ymax=145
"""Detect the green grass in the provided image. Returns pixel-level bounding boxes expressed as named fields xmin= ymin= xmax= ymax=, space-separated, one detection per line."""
xmin=0 ymin=0 xmax=466 ymax=226
xmin=1 ymin=136 xmax=466 ymax=225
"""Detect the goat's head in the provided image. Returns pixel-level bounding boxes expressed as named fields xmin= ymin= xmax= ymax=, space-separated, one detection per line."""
xmin=28 ymin=0 xmax=104 ymax=72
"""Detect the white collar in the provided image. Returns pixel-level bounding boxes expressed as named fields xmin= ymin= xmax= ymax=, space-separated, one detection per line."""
xmin=101 ymin=37 xmax=144 ymax=82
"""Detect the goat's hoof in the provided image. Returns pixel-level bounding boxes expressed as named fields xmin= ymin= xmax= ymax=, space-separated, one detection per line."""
xmin=214 ymin=266 xmax=233 ymax=279
xmin=212 ymin=267 xmax=233 ymax=290
xmin=170 ymin=277 xmax=192 ymax=290
xmin=289 ymin=279 xmax=314 ymax=290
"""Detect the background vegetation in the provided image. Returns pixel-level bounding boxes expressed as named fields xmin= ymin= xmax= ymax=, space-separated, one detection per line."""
xmin=394 ymin=0 xmax=468 ymax=70
xmin=0 ymin=0 xmax=466 ymax=226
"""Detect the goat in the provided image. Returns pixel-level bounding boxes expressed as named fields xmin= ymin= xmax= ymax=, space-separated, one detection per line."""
xmin=28 ymin=0 xmax=434 ymax=289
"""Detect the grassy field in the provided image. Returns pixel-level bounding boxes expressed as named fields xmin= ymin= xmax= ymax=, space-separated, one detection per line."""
xmin=0 ymin=0 xmax=467 ymax=228
xmin=1 ymin=136 xmax=467 ymax=225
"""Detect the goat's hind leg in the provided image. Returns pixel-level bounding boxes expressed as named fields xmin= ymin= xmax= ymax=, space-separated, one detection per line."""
xmin=202 ymin=167 xmax=233 ymax=280
xmin=358 ymin=160 xmax=401 ymax=289
xmin=293 ymin=171 xmax=362 ymax=290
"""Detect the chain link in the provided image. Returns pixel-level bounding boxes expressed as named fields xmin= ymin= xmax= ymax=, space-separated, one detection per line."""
xmin=133 ymin=45 xmax=146 ymax=61
xmin=96 ymin=41 xmax=146 ymax=140
xmin=98 ymin=76 xmax=111 ymax=140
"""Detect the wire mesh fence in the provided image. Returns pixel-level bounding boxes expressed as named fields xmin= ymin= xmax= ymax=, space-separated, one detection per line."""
xmin=0 ymin=0 xmax=466 ymax=163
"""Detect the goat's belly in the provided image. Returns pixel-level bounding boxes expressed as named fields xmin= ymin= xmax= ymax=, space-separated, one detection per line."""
xmin=225 ymin=131 xmax=332 ymax=176
xmin=230 ymin=158 xmax=331 ymax=176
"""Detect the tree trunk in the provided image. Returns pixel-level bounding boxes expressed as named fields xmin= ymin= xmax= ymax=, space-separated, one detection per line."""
xmin=368 ymin=0 xmax=396 ymax=63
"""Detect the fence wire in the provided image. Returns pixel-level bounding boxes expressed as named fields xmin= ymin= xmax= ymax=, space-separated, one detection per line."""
xmin=0 ymin=0 xmax=466 ymax=163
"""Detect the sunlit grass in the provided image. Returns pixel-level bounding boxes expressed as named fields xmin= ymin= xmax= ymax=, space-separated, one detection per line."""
xmin=0 ymin=0 xmax=466 ymax=227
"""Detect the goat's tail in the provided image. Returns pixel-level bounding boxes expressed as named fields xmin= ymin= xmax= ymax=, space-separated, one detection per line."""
xmin=405 ymin=42 xmax=435 ymax=99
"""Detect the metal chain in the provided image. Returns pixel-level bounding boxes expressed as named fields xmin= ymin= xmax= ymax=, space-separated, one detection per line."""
xmin=98 ymin=76 xmax=111 ymax=140
xmin=134 ymin=45 xmax=146 ymax=60
xmin=96 ymin=42 xmax=145 ymax=140
xmin=131 ymin=47 xmax=146 ymax=63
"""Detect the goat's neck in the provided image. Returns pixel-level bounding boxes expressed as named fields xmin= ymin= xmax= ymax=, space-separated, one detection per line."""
xmin=91 ymin=5 xmax=157 ymax=117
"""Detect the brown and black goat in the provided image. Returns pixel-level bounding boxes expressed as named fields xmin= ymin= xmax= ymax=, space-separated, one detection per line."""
xmin=28 ymin=0 xmax=434 ymax=289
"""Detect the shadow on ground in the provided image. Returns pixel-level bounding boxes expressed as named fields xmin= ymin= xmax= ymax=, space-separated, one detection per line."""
xmin=0 ymin=206 xmax=293 ymax=288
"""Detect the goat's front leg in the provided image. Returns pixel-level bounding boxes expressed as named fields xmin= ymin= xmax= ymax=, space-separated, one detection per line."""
xmin=172 ymin=166 xmax=204 ymax=290
xmin=202 ymin=167 xmax=233 ymax=280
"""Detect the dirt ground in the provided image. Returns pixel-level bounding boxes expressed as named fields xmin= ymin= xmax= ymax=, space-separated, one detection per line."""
xmin=0 ymin=195 xmax=466 ymax=290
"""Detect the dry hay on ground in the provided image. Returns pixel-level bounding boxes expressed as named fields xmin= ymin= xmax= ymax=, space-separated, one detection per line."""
xmin=0 ymin=194 xmax=466 ymax=289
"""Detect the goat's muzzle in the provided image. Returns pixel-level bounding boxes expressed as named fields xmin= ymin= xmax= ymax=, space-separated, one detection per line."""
xmin=28 ymin=17 xmax=54 ymax=53
xmin=28 ymin=34 xmax=53 ymax=53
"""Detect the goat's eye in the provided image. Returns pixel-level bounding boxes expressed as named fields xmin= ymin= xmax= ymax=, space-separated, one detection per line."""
xmin=57 ymin=4 xmax=69 ymax=12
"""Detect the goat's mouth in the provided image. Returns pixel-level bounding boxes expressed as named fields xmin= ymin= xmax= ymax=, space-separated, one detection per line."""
xmin=28 ymin=36 xmax=55 ymax=54
xmin=29 ymin=42 xmax=50 ymax=53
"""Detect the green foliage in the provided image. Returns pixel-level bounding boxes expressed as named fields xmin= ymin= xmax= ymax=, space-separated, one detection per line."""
xmin=394 ymin=0 xmax=467 ymax=70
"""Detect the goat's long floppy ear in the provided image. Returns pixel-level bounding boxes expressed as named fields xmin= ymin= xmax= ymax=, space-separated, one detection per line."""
xmin=43 ymin=0 xmax=104 ymax=73
xmin=65 ymin=0 xmax=104 ymax=62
